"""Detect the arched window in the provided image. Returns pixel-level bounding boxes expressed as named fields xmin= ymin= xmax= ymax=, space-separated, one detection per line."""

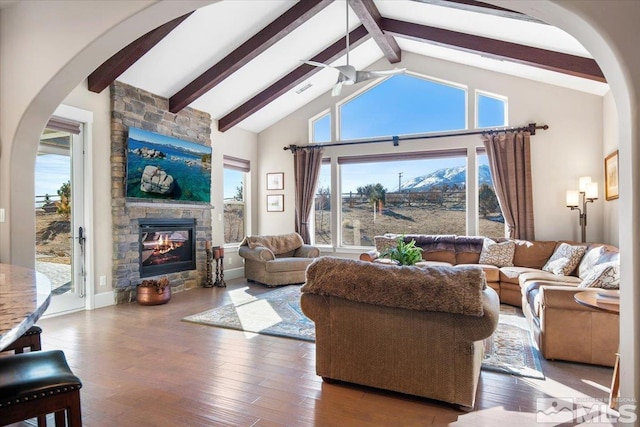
xmin=339 ymin=74 xmax=466 ymax=140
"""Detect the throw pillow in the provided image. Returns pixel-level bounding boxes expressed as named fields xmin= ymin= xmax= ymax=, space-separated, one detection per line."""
xmin=479 ymin=239 xmax=515 ymax=267
xmin=542 ymin=243 xmax=587 ymax=276
xmin=578 ymin=262 xmax=620 ymax=289
xmin=578 ymin=245 xmax=605 ymax=279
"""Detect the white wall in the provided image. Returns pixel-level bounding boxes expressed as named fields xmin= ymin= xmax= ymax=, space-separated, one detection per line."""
xmin=211 ymin=121 xmax=258 ymax=277
xmin=258 ymin=51 xmax=606 ymax=244
xmin=603 ymin=91 xmax=620 ymax=247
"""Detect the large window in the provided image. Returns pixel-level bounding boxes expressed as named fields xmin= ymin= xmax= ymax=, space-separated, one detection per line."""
xmin=311 ymin=112 xmax=331 ymax=143
xmin=477 ymin=92 xmax=507 ymax=128
xmin=223 ymin=156 xmax=250 ymax=244
xmin=314 ymin=160 xmax=331 ymax=245
xmin=309 ymin=73 xmax=509 ymax=247
xmin=339 ymin=152 xmax=467 ymax=246
xmin=477 ymin=153 xmax=505 ymax=238
xmin=339 ymin=74 xmax=466 ymax=140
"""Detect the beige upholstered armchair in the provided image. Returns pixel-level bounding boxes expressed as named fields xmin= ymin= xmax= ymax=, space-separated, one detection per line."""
xmin=238 ymin=232 xmax=320 ymax=287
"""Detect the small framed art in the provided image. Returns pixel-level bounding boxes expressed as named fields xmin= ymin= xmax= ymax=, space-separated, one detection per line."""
xmin=267 ymin=194 xmax=284 ymax=212
xmin=604 ymin=150 xmax=619 ymax=201
xmin=267 ymin=172 xmax=284 ymax=190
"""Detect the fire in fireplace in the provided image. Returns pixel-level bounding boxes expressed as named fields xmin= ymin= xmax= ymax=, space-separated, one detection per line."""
xmin=138 ymin=218 xmax=196 ymax=278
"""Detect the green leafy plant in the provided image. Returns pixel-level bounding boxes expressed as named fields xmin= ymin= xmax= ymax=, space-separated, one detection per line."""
xmin=380 ymin=236 xmax=423 ymax=266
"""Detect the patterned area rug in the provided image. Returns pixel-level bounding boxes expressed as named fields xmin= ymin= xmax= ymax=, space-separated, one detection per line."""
xmin=182 ymin=285 xmax=315 ymax=341
xmin=482 ymin=304 xmax=544 ymax=379
xmin=182 ymin=286 xmax=544 ymax=379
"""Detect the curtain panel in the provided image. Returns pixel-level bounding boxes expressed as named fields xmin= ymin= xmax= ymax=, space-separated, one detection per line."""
xmin=482 ymin=131 xmax=535 ymax=240
xmin=293 ymin=148 xmax=324 ymax=244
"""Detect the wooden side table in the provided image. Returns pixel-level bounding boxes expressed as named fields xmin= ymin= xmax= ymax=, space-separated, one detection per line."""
xmin=574 ymin=290 xmax=620 ymax=409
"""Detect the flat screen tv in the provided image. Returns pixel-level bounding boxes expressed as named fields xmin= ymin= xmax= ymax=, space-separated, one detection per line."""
xmin=125 ymin=127 xmax=212 ymax=203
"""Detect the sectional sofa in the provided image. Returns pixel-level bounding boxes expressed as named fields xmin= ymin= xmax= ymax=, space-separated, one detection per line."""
xmin=360 ymin=234 xmax=620 ymax=367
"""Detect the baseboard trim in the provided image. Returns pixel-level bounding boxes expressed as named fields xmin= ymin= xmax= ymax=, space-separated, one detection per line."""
xmin=223 ymin=267 xmax=244 ymax=280
xmin=93 ymin=291 xmax=115 ymax=309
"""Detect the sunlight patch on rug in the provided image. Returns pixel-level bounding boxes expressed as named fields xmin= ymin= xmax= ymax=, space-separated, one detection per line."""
xmin=182 ymin=286 xmax=544 ymax=378
xmin=182 ymin=286 xmax=315 ymax=341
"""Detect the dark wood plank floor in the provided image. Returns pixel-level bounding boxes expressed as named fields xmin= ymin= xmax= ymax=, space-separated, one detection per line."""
xmin=14 ymin=279 xmax=619 ymax=426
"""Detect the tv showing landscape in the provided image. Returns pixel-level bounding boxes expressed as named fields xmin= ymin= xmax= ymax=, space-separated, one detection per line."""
xmin=126 ymin=127 xmax=212 ymax=203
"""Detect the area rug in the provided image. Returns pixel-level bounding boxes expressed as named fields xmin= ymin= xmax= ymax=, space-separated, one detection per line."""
xmin=182 ymin=286 xmax=544 ymax=379
xmin=482 ymin=304 xmax=544 ymax=379
xmin=182 ymin=285 xmax=315 ymax=341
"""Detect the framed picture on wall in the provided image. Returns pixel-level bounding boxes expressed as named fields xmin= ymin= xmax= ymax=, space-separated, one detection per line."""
xmin=267 ymin=172 xmax=284 ymax=190
xmin=604 ymin=150 xmax=619 ymax=201
xmin=267 ymin=194 xmax=284 ymax=212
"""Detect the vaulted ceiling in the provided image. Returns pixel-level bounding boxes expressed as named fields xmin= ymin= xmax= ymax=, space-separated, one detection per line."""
xmin=88 ymin=0 xmax=609 ymax=134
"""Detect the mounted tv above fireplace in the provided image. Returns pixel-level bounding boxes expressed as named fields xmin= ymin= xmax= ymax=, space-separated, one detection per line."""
xmin=138 ymin=218 xmax=196 ymax=278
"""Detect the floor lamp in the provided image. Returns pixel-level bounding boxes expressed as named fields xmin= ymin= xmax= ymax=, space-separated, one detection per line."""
xmin=566 ymin=176 xmax=598 ymax=243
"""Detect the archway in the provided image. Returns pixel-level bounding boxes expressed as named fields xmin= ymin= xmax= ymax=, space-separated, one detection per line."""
xmin=3 ymin=0 xmax=637 ymax=407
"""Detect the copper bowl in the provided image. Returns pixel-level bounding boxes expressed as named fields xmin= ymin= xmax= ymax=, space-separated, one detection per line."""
xmin=136 ymin=285 xmax=171 ymax=306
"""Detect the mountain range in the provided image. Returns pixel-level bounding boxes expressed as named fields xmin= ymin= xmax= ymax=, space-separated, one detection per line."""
xmin=400 ymin=164 xmax=493 ymax=192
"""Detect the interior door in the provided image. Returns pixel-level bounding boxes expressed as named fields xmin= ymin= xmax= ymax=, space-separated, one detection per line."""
xmin=35 ymin=121 xmax=86 ymax=315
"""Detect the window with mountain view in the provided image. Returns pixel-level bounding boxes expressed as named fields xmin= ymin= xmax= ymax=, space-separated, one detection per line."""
xmin=312 ymin=73 xmax=508 ymax=247
xmin=339 ymin=154 xmax=467 ymax=246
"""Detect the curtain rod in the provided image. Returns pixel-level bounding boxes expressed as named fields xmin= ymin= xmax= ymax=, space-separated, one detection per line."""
xmin=284 ymin=122 xmax=549 ymax=151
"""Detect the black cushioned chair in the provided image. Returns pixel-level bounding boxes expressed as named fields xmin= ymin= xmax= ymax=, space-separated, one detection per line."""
xmin=0 ymin=350 xmax=82 ymax=427
xmin=1 ymin=325 xmax=42 ymax=354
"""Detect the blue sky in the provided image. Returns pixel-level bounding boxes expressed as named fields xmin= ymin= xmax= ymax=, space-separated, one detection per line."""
xmin=35 ymin=154 xmax=70 ymax=199
xmin=315 ymin=74 xmax=501 ymax=193
xmin=129 ymin=127 xmax=211 ymax=154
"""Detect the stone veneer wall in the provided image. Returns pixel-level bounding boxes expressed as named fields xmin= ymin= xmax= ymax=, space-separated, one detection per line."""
xmin=110 ymin=81 xmax=212 ymax=303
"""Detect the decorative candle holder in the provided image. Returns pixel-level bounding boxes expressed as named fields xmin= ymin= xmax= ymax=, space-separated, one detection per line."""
xmin=204 ymin=241 xmax=214 ymax=288
xmin=212 ymin=246 xmax=221 ymax=287
xmin=218 ymin=247 xmax=226 ymax=287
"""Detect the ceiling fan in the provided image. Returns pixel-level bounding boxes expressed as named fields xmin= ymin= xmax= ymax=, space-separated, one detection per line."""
xmin=303 ymin=0 xmax=406 ymax=97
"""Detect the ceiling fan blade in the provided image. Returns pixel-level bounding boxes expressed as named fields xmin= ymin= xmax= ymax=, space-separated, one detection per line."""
xmin=331 ymin=82 xmax=343 ymax=97
xmin=355 ymin=68 xmax=406 ymax=83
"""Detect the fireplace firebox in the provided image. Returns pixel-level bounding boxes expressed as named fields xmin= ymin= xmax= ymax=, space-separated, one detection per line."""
xmin=138 ymin=218 xmax=196 ymax=278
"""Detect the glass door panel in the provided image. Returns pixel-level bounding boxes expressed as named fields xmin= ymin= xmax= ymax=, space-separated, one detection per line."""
xmin=35 ymin=127 xmax=85 ymax=315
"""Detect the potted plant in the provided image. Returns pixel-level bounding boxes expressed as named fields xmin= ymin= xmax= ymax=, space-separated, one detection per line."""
xmin=380 ymin=236 xmax=423 ymax=266
xmin=136 ymin=278 xmax=171 ymax=305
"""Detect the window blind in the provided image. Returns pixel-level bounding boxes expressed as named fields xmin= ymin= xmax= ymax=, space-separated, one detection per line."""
xmin=223 ymin=155 xmax=250 ymax=172
xmin=46 ymin=117 xmax=81 ymax=135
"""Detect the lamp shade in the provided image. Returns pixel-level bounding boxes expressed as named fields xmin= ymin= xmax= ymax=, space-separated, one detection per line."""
xmin=579 ymin=176 xmax=592 ymax=192
xmin=566 ymin=190 xmax=580 ymax=207
xmin=585 ymin=182 xmax=598 ymax=199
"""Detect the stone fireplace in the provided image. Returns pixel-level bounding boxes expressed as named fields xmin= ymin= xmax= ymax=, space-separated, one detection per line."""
xmin=110 ymin=81 xmax=213 ymax=303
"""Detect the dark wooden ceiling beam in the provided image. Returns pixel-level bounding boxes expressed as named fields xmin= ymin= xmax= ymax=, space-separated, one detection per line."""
xmin=381 ymin=18 xmax=605 ymax=82
xmin=218 ymin=26 xmax=370 ymax=133
xmin=169 ymin=0 xmax=333 ymax=114
xmin=349 ymin=0 xmax=401 ymax=63
xmin=411 ymin=0 xmax=546 ymax=24
xmin=88 ymin=13 xmax=193 ymax=93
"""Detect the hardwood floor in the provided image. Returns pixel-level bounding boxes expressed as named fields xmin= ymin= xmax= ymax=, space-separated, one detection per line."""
xmin=15 ymin=279 xmax=619 ymax=426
